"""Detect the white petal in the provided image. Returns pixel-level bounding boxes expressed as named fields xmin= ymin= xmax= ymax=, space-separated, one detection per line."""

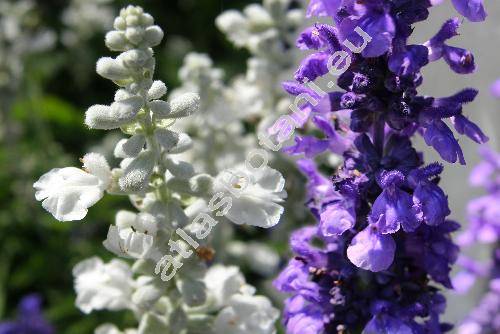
xmin=34 ymin=167 xmax=105 ymax=221
xmin=73 ymin=257 xmax=134 ymax=314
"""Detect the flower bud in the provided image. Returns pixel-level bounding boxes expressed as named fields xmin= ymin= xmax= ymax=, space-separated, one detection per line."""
xmin=125 ymin=26 xmax=144 ymax=45
xmin=113 ymin=17 xmax=126 ymax=30
xmin=148 ymin=80 xmax=167 ymax=100
xmin=132 ymin=281 xmax=163 ymax=310
xmin=120 ymin=49 xmax=150 ymax=69
xmin=164 ymin=157 xmax=195 ymax=179
xmin=85 ymin=105 xmax=123 ymax=129
xmin=114 ymin=134 xmax=145 ymax=158
xmin=119 ymin=150 xmax=156 ymax=192
xmin=105 ymin=31 xmax=128 ymax=51
xmin=96 ymin=57 xmax=130 ymax=81
xmin=149 ymin=100 xmax=170 ymax=118
xmin=167 ymin=92 xmax=200 ymax=118
xmin=114 ymin=89 xmax=133 ymax=102
xmin=155 ymin=128 xmax=179 ymax=151
xmin=168 ymin=133 xmax=193 ymax=154
xmin=143 ymin=26 xmax=164 ymax=47
xmin=141 ymin=13 xmax=154 ymax=26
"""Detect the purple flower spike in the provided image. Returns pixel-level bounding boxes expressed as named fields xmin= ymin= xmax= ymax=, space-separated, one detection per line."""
xmin=451 ymin=0 xmax=487 ymax=22
xmin=346 ymin=226 xmax=396 ymax=272
xmin=277 ymin=0 xmax=488 ymax=331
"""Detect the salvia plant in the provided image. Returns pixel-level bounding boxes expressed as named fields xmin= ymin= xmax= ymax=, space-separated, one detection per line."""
xmin=34 ymin=6 xmax=286 ymax=334
xmin=454 ymin=146 xmax=499 ymax=334
xmin=274 ymin=0 xmax=489 ymax=333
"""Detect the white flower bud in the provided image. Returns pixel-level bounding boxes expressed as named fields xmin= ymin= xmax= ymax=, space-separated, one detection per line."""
xmin=114 ymin=17 xmax=127 ymax=30
xmin=148 ymin=100 xmax=170 ymax=118
xmin=167 ymin=92 xmax=200 ymax=118
xmin=154 ymin=128 xmax=179 ymax=152
xmin=105 ymin=31 xmax=128 ymax=51
xmin=119 ymin=49 xmax=150 ymax=69
xmin=125 ymin=26 xmax=144 ymax=45
xmin=96 ymin=57 xmax=130 ymax=81
xmin=147 ymin=80 xmax=167 ymax=100
xmin=119 ymin=151 xmax=156 ymax=192
xmin=85 ymin=105 xmax=122 ymax=130
xmin=143 ymin=26 xmax=163 ymax=47
xmin=114 ymin=134 xmax=145 ymax=158
xmin=141 ymin=13 xmax=154 ymax=26
xmin=132 ymin=281 xmax=163 ymax=310
xmin=114 ymin=89 xmax=133 ymax=102
xmin=125 ymin=14 xmax=140 ymax=27
xmin=168 ymin=133 xmax=193 ymax=154
xmin=164 ymin=157 xmax=195 ymax=179
xmin=86 ymin=96 xmax=142 ymax=130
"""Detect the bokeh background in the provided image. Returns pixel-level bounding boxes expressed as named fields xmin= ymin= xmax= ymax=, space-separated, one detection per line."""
xmin=0 ymin=0 xmax=498 ymax=332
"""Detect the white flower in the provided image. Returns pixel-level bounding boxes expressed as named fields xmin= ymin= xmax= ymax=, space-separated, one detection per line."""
xmin=214 ymin=293 xmax=279 ymax=334
xmin=73 ymin=257 xmax=135 ymax=314
xmin=103 ymin=211 xmax=157 ymax=259
xmin=34 ymin=153 xmax=111 ymax=221
xmin=204 ymin=265 xmax=250 ymax=309
xmin=214 ymin=166 xmax=286 ymax=228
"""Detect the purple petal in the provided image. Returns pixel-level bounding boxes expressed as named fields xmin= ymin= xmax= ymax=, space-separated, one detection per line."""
xmin=320 ymin=202 xmax=356 ymax=236
xmin=451 ymin=0 xmax=487 ymax=22
xmin=347 ymin=226 xmax=396 ymax=272
xmin=422 ymin=120 xmax=465 ymax=164
xmin=452 ymin=115 xmax=489 ymax=144
xmin=442 ymin=45 xmax=476 ymax=74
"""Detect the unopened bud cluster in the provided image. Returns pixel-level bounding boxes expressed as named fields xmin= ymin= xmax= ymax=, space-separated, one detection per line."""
xmin=86 ymin=5 xmax=201 ymax=194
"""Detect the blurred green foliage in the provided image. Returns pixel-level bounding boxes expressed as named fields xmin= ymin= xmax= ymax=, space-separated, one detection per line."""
xmin=0 ymin=0 xmax=259 ymax=332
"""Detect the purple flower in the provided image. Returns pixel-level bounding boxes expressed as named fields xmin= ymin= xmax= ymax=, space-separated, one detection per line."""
xmin=370 ymin=170 xmax=420 ymax=233
xmin=319 ymin=201 xmax=356 ymax=236
xmin=346 ymin=226 xmax=396 ymax=272
xmin=421 ymin=119 xmax=465 ymax=165
xmin=0 ymin=294 xmax=54 ymax=334
xmin=451 ymin=0 xmax=487 ymax=22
